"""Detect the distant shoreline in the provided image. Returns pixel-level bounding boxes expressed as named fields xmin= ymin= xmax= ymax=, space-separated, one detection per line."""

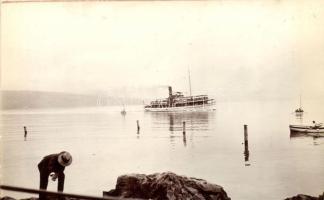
xmin=1 ymin=90 xmax=143 ymax=110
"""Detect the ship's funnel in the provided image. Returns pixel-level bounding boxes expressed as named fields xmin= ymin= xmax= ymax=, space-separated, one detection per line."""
xmin=168 ymin=86 xmax=172 ymax=98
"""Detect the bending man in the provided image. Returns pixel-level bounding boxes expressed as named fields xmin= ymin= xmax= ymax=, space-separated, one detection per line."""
xmin=38 ymin=151 xmax=72 ymax=200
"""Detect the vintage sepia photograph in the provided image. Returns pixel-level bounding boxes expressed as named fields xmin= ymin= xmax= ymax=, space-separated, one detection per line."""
xmin=1 ymin=1 xmax=324 ymax=200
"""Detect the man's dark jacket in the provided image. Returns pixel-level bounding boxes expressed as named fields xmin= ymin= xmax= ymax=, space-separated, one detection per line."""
xmin=38 ymin=153 xmax=65 ymax=192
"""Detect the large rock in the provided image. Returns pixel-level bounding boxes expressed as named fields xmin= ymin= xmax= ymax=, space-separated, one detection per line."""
xmin=1 ymin=197 xmax=16 ymax=200
xmin=104 ymin=172 xmax=231 ymax=200
xmin=285 ymin=193 xmax=324 ymax=200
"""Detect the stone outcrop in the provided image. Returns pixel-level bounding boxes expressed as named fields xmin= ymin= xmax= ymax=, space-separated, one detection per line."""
xmin=104 ymin=172 xmax=231 ymax=200
xmin=1 ymin=197 xmax=16 ymax=200
xmin=285 ymin=193 xmax=324 ymax=200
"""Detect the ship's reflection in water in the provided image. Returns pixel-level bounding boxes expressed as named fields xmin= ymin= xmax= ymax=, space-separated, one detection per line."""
xmin=290 ymin=130 xmax=324 ymax=145
xmin=147 ymin=111 xmax=215 ymax=147
xmin=290 ymin=132 xmax=324 ymax=146
xmin=295 ymin=112 xmax=304 ymax=124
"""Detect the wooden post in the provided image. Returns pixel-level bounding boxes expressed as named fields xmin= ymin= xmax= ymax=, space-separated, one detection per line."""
xmin=182 ymin=121 xmax=186 ymax=146
xmin=183 ymin=133 xmax=187 ymax=146
xmin=244 ymin=124 xmax=249 ymax=163
xmin=24 ymin=126 xmax=27 ymax=139
xmin=137 ymin=120 xmax=140 ymax=133
xmin=244 ymin=124 xmax=248 ymax=147
xmin=182 ymin=121 xmax=186 ymax=134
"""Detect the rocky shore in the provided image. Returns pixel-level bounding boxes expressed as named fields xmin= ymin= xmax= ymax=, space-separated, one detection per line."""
xmin=104 ymin=172 xmax=230 ymax=200
xmin=284 ymin=193 xmax=324 ymax=200
xmin=1 ymin=172 xmax=323 ymax=200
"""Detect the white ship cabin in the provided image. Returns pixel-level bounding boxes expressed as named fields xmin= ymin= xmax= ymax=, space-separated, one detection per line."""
xmin=146 ymin=93 xmax=211 ymax=108
xmin=173 ymin=95 xmax=210 ymax=107
xmin=148 ymin=99 xmax=169 ymax=108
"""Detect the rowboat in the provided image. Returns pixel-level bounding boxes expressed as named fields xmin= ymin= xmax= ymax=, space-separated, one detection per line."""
xmin=289 ymin=124 xmax=324 ymax=136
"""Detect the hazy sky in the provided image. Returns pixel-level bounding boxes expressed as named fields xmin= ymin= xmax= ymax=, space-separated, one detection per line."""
xmin=1 ymin=0 xmax=324 ymax=99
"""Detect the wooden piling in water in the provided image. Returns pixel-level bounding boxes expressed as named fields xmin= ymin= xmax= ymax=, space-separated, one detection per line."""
xmin=137 ymin=120 xmax=140 ymax=132
xmin=244 ymin=124 xmax=248 ymax=146
xmin=244 ymin=124 xmax=249 ymax=163
xmin=24 ymin=126 xmax=27 ymax=139
xmin=183 ymin=133 xmax=187 ymax=146
xmin=183 ymin=121 xmax=186 ymax=134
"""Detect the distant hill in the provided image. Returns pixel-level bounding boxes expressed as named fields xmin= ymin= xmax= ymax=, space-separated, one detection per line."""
xmin=0 ymin=90 xmax=143 ymax=110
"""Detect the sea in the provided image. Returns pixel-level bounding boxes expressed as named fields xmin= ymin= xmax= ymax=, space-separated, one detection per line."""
xmin=1 ymin=99 xmax=324 ymax=200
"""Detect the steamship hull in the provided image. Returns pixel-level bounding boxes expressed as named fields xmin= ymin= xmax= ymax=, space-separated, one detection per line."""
xmin=144 ymin=102 xmax=215 ymax=112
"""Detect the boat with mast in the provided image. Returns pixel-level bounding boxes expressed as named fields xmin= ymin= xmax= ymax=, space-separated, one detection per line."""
xmin=144 ymin=70 xmax=215 ymax=112
xmin=295 ymin=95 xmax=304 ymax=114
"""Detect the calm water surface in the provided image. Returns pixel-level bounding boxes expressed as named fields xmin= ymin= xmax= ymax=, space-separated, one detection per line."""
xmin=1 ymin=100 xmax=324 ymax=200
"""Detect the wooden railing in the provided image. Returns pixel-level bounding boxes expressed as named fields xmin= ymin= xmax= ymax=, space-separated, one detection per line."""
xmin=0 ymin=185 xmax=145 ymax=200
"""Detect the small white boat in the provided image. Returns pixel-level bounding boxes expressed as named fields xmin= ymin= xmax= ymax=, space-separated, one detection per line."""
xmin=294 ymin=95 xmax=304 ymax=114
xmin=295 ymin=107 xmax=304 ymax=113
xmin=289 ymin=124 xmax=324 ymax=136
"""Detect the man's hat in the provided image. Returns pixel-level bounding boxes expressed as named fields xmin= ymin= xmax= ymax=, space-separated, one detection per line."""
xmin=58 ymin=151 xmax=72 ymax=167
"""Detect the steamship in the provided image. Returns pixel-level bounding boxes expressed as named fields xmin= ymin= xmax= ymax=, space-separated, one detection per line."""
xmin=144 ymin=86 xmax=215 ymax=112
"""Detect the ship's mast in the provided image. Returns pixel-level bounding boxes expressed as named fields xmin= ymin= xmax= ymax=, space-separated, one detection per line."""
xmin=188 ymin=68 xmax=192 ymax=97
